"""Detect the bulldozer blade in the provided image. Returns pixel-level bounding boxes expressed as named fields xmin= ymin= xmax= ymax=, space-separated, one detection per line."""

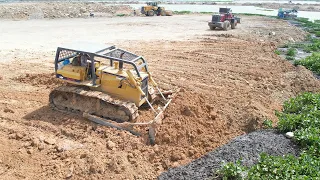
xmin=83 ymin=113 xmax=141 ymax=136
xmin=147 ymin=98 xmax=172 ymax=145
xmin=82 ymin=95 xmax=172 ymax=145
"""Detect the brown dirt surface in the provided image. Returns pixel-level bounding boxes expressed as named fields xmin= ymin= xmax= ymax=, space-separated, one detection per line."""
xmin=0 ymin=14 xmax=319 ymax=179
xmin=13 ymin=73 xmax=64 ymax=89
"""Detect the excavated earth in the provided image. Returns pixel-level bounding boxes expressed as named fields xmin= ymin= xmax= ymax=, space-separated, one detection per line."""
xmin=0 ymin=13 xmax=320 ymax=179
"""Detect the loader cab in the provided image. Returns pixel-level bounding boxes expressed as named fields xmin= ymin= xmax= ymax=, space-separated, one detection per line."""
xmin=146 ymin=2 xmax=158 ymax=6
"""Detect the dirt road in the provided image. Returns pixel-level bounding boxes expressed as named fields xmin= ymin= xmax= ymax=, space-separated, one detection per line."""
xmin=0 ymin=15 xmax=319 ymax=179
xmin=0 ymin=15 xmax=306 ymax=59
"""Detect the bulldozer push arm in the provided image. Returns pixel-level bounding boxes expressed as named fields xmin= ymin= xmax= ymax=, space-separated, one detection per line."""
xmin=91 ymin=69 xmax=172 ymax=145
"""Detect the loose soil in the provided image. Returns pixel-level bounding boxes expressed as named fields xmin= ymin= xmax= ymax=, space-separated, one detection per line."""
xmin=0 ymin=13 xmax=319 ymax=179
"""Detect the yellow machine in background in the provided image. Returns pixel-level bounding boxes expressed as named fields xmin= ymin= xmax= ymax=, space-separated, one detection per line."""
xmin=141 ymin=2 xmax=173 ymax=16
xmin=50 ymin=43 xmax=172 ymax=144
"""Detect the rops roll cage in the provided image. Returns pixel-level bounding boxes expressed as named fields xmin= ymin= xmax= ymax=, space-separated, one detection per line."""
xmin=54 ymin=45 xmax=150 ymax=86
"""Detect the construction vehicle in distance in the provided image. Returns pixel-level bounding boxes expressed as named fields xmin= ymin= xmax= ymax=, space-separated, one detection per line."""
xmin=141 ymin=2 xmax=173 ymax=16
xmin=277 ymin=8 xmax=298 ymax=19
xmin=208 ymin=8 xmax=240 ymax=31
xmin=50 ymin=43 xmax=172 ymax=144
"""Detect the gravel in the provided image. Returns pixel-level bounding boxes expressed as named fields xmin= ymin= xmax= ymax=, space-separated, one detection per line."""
xmin=158 ymin=130 xmax=300 ymax=180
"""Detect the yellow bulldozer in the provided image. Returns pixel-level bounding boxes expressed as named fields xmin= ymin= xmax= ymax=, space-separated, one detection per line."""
xmin=50 ymin=43 xmax=172 ymax=144
xmin=141 ymin=2 xmax=173 ymax=16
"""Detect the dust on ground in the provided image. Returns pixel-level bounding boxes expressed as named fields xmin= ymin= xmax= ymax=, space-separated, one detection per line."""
xmin=0 ymin=14 xmax=319 ymax=179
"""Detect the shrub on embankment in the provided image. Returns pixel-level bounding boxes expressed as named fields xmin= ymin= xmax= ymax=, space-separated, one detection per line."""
xmin=220 ymin=92 xmax=320 ymax=179
xmin=294 ymin=53 xmax=320 ymax=75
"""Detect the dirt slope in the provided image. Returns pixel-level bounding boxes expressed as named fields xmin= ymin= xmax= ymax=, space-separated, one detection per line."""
xmin=0 ymin=15 xmax=319 ymax=179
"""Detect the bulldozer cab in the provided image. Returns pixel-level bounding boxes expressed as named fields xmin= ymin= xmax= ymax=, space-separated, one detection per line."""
xmin=54 ymin=43 xmax=150 ymax=88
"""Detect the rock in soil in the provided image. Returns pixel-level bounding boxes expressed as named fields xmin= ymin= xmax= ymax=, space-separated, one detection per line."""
xmin=285 ymin=132 xmax=294 ymax=138
xmin=158 ymin=130 xmax=300 ymax=180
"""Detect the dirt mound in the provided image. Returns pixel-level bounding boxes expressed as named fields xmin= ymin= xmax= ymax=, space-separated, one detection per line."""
xmin=155 ymin=90 xmax=231 ymax=155
xmin=158 ymin=130 xmax=300 ymax=180
xmin=13 ymin=73 xmax=64 ymax=89
xmin=0 ymin=2 xmax=132 ymax=19
xmin=120 ymin=38 xmax=320 ymax=170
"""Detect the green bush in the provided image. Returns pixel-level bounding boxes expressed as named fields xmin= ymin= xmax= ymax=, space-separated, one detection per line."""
xmin=277 ymin=92 xmax=320 ymax=131
xmin=262 ymin=119 xmax=273 ymax=128
xmin=247 ymin=152 xmax=320 ymax=179
xmin=315 ymin=31 xmax=320 ymax=37
xmin=217 ymin=160 xmax=246 ymax=180
xmin=306 ymin=34 xmax=313 ymax=41
xmin=274 ymin=50 xmax=281 ymax=55
xmin=286 ymin=48 xmax=297 ymax=56
xmin=294 ymin=53 xmax=320 ymax=75
xmin=286 ymin=56 xmax=295 ymax=60
xmin=295 ymin=127 xmax=320 ymax=149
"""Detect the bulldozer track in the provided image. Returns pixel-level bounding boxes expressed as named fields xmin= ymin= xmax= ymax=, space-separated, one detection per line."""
xmin=49 ymin=86 xmax=139 ymax=123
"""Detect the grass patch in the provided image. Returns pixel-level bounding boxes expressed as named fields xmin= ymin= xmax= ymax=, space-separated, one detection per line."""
xmin=262 ymin=119 xmax=273 ymax=129
xmin=286 ymin=48 xmax=297 ymax=56
xmin=284 ymin=43 xmax=305 ymax=49
xmin=303 ymin=39 xmax=320 ymax=53
xmin=219 ymin=92 xmax=320 ymax=179
xmin=294 ymin=53 xmax=320 ymax=75
xmin=295 ymin=17 xmax=320 ymax=34
xmin=116 ymin=14 xmax=126 ymax=17
xmin=274 ymin=50 xmax=281 ymax=55
xmin=217 ymin=160 xmax=246 ymax=179
xmin=234 ymin=13 xmax=266 ymax=16
xmin=173 ymin=11 xmax=192 ymax=15
xmin=199 ymin=12 xmax=212 ymax=14
xmin=282 ymin=39 xmax=320 ymax=53
xmin=286 ymin=56 xmax=295 ymax=60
